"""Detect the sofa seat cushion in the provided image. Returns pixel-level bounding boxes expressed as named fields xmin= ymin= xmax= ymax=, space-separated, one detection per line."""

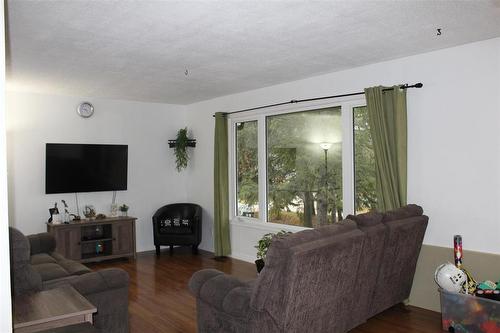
xmin=31 ymin=252 xmax=91 ymax=281
xmin=33 ymin=262 xmax=71 ymax=281
xmin=50 ymin=252 xmax=67 ymax=261
xmin=58 ymin=260 xmax=91 ymax=276
xmin=31 ymin=253 xmax=57 ymax=265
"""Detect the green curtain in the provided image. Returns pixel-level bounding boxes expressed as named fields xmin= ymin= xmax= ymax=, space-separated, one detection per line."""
xmin=364 ymin=86 xmax=407 ymax=212
xmin=213 ymin=112 xmax=231 ymax=256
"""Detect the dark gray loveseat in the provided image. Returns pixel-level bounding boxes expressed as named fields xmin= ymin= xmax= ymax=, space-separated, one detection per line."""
xmin=189 ymin=204 xmax=428 ymax=333
xmin=9 ymin=227 xmax=129 ymax=333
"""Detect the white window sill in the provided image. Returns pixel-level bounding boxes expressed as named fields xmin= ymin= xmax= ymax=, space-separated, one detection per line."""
xmin=230 ymin=216 xmax=310 ymax=233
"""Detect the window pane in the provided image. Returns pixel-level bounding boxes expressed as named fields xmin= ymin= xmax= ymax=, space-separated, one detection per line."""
xmin=267 ymin=107 xmax=342 ymax=227
xmin=236 ymin=121 xmax=259 ymax=218
xmin=353 ymin=106 xmax=377 ymax=214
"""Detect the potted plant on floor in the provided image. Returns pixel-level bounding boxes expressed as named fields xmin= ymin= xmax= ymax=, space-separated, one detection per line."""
xmin=254 ymin=230 xmax=292 ymax=273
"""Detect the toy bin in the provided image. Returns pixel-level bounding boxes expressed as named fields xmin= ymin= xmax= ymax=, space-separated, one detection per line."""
xmin=439 ymin=288 xmax=500 ymax=333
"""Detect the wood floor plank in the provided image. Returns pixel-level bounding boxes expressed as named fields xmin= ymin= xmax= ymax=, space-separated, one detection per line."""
xmin=87 ymin=248 xmax=443 ymax=332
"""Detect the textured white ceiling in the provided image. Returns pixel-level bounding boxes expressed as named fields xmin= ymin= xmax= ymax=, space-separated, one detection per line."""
xmin=6 ymin=1 xmax=500 ymax=104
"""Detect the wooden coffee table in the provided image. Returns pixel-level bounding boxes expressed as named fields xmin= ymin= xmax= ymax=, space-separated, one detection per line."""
xmin=14 ymin=285 xmax=97 ymax=333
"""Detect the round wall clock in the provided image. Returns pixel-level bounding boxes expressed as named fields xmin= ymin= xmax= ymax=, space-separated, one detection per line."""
xmin=77 ymin=102 xmax=94 ymax=118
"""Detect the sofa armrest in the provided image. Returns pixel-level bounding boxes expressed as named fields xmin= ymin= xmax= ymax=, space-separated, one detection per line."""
xmin=69 ymin=268 xmax=129 ymax=296
xmin=189 ymin=269 xmax=253 ymax=317
xmin=28 ymin=232 xmax=56 ymax=255
xmin=44 ymin=268 xmax=129 ymax=333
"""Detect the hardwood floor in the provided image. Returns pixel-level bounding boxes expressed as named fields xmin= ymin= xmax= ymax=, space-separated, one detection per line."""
xmin=87 ymin=248 xmax=443 ymax=333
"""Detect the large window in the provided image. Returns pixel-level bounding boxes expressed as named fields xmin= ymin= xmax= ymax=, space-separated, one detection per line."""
xmin=232 ymin=102 xmax=375 ymax=228
xmin=267 ymin=107 xmax=342 ymax=227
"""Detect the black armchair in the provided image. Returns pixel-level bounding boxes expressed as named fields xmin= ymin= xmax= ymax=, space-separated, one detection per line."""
xmin=152 ymin=203 xmax=202 ymax=255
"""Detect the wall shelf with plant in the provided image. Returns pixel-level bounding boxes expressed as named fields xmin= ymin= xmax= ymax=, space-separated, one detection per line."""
xmin=169 ymin=127 xmax=196 ymax=171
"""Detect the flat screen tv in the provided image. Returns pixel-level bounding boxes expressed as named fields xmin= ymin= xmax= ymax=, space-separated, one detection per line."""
xmin=46 ymin=143 xmax=128 ymax=194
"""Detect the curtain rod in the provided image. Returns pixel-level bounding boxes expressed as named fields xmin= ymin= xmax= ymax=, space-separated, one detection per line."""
xmin=213 ymin=82 xmax=423 ymax=117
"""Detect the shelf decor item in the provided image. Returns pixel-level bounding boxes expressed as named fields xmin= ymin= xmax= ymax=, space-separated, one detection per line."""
xmin=83 ymin=205 xmax=96 ymax=219
xmin=110 ymin=203 xmax=118 ymax=217
xmin=119 ymin=204 xmax=129 ymax=217
xmin=169 ymin=127 xmax=196 ymax=172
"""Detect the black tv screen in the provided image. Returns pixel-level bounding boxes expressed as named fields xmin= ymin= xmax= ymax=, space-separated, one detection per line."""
xmin=46 ymin=143 xmax=128 ymax=194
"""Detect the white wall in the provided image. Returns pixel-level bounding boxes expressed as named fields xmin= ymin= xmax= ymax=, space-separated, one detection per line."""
xmin=186 ymin=37 xmax=500 ymax=260
xmin=1 ymin=0 xmax=13 ymax=331
xmin=6 ymin=92 xmax=188 ymax=252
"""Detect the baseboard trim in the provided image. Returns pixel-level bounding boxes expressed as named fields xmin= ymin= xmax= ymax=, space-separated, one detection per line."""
xmin=230 ymin=252 xmax=255 ymax=263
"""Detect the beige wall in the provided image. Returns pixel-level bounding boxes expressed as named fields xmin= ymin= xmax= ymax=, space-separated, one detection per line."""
xmin=410 ymin=244 xmax=500 ymax=312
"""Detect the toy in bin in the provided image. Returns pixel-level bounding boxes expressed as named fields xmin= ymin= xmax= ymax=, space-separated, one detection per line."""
xmin=435 ymin=263 xmax=467 ymax=293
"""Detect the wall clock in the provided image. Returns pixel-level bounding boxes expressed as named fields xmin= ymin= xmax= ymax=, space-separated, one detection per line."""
xmin=77 ymin=102 xmax=94 ymax=118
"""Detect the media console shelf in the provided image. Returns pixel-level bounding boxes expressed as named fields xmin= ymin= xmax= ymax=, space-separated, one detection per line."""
xmin=46 ymin=216 xmax=137 ymax=263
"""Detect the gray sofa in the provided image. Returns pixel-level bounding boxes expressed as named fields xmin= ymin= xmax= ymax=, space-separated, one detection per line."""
xmin=189 ymin=204 xmax=428 ymax=333
xmin=9 ymin=227 xmax=129 ymax=333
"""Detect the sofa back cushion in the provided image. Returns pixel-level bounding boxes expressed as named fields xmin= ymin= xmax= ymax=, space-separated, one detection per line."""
xmin=369 ymin=213 xmax=428 ymax=316
xmin=382 ymin=204 xmax=423 ymax=222
xmin=250 ymin=222 xmax=365 ymax=332
xmin=346 ymin=219 xmax=388 ymax=330
xmin=345 ymin=211 xmax=384 ymax=227
xmin=28 ymin=232 xmax=56 ymax=255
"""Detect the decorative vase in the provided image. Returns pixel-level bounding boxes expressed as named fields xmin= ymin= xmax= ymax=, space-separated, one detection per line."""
xmin=110 ymin=204 xmax=118 ymax=217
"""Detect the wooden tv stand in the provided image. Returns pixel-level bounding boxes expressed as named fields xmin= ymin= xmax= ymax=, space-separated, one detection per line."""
xmin=46 ymin=216 xmax=137 ymax=263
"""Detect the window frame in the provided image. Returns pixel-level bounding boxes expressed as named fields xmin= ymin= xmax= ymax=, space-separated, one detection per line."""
xmin=229 ymin=97 xmax=366 ymax=230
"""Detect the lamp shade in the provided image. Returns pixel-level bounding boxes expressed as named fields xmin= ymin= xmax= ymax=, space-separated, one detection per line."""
xmin=319 ymin=142 xmax=332 ymax=150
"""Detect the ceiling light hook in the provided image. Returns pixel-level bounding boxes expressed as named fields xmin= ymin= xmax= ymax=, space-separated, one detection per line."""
xmin=436 ymin=28 xmax=442 ymax=36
